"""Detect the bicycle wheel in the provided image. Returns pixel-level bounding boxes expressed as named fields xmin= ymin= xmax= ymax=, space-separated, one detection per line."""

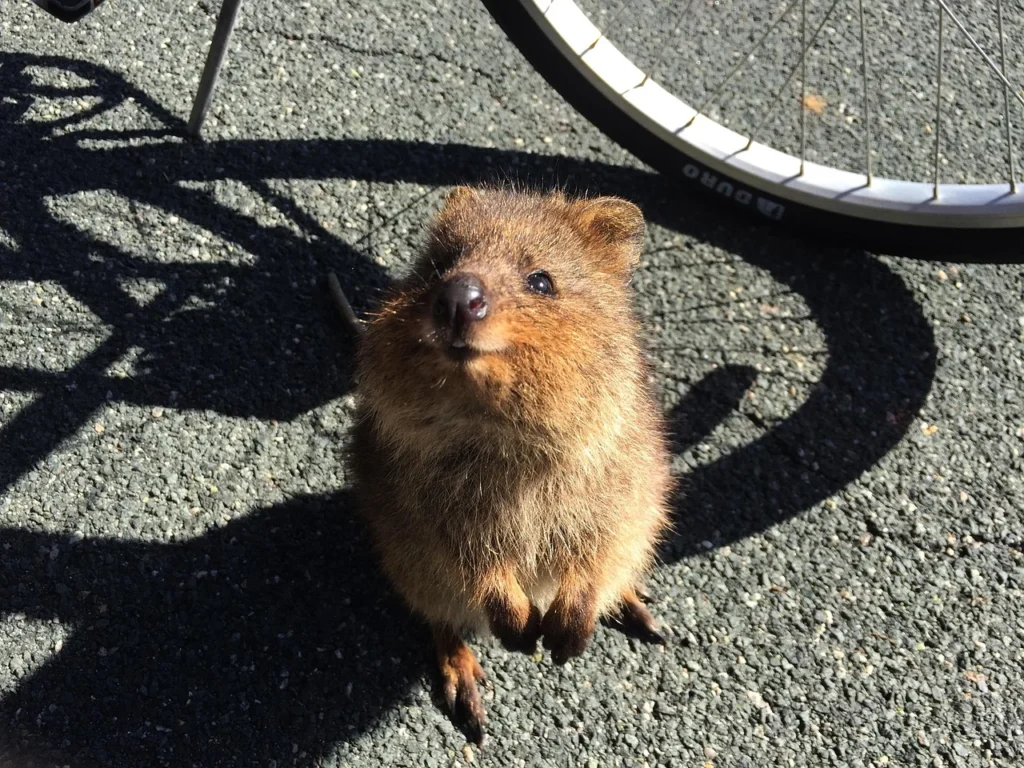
xmin=480 ymin=0 xmax=1024 ymax=257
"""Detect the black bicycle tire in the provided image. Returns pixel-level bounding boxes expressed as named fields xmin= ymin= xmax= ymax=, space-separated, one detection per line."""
xmin=480 ymin=0 xmax=1024 ymax=261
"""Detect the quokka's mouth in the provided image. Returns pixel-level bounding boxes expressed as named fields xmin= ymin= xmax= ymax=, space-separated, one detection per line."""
xmin=444 ymin=338 xmax=481 ymax=363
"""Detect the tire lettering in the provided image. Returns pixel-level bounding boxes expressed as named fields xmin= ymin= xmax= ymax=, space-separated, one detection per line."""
xmin=756 ymin=197 xmax=786 ymax=221
xmin=680 ymin=164 xmax=767 ymax=214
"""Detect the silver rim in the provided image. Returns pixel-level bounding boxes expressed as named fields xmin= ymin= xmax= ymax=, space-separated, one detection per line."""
xmin=522 ymin=0 xmax=1024 ymax=230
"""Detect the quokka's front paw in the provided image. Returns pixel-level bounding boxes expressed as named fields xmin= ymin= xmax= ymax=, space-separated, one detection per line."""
xmin=491 ymin=603 xmax=542 ymax=655
xmin=541 ymin=598 xmax=596 ymax=665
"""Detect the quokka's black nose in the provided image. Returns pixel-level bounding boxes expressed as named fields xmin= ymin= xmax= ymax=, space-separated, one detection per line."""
xmin=433 ymin=274 xmax=488 ymax=334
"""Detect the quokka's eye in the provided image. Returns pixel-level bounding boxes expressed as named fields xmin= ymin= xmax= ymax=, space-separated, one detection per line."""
xmin=525 ymin=270 xmax=555 ymax=296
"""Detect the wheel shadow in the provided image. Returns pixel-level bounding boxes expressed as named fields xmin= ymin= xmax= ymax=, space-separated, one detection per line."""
xmin=0 ymin=52 xmax=936 ymax=765
xmin=658 ymin=225 xmax=937 ymax=556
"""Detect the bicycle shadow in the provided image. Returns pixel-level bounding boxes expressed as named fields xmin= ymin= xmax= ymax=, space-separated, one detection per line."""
xmin=0 ymin=54 xmax=386 ymax=497
xmin=0 ymin=52 xmax=936 ymax=764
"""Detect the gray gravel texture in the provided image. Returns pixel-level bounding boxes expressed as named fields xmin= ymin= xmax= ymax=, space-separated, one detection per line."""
xmin=2 ymin=1 xmax=1024 ymax=767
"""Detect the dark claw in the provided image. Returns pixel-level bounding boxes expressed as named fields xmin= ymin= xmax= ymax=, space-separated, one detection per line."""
xmin=447 ymin=678 xmax=486 ymax=746
xmin=464 ymin=715 xmax=486 ymax=747
xmin=644 ymin=626 xmax=667 ymax=645
xmin=610 ymin=591 xmax=668 ymax=645
xmin=459 ymin=696 xmax=486 ymax=746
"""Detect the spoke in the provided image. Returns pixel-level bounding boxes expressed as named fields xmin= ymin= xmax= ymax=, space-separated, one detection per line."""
xmin=933 ymin=5 xmax=944 ymax=199
xmin=683 ymin=0 xmax=798 ymax=129
xmin=746 ymin=0 xmax=844 ymax=150
xmin=858 ymin=0 xmax=872 ymax=184
xmin=933 ymin=0 xmax=1024 ymax=112
xmin=583 ymin=0 xmax=634 ymax=52
xmin=799 ymin=0 xmax=807 ymax=175
xmin=996 ymin=0 xmax=1017 ymax=193
xmin=642 ymin=0 xmax=700 ymax=86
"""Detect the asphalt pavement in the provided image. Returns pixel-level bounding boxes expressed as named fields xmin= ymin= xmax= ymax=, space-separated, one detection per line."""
xmin=1 ymin=1 xmax=1023 ymax=766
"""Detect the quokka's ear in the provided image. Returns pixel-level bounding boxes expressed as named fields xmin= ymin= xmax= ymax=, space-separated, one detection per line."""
xmin=569 ymin=196 xmax=646 ymax=282
xmin=440 ymin=185 xmax=480 ymax=213
xmin=429 ymin=185 xmax=482 ymax=251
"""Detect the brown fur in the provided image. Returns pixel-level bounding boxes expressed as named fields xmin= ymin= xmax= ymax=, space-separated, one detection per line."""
xmin=348 ymin=186 xmax=674 ymax=742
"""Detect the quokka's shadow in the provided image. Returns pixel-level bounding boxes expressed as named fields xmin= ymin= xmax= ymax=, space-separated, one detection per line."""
xmin=0 ymin=491 xmax=426 ymax=768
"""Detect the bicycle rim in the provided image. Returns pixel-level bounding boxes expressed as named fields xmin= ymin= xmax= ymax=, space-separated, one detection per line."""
xmin=482 ymin=0 xmax=1024 ymax=258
